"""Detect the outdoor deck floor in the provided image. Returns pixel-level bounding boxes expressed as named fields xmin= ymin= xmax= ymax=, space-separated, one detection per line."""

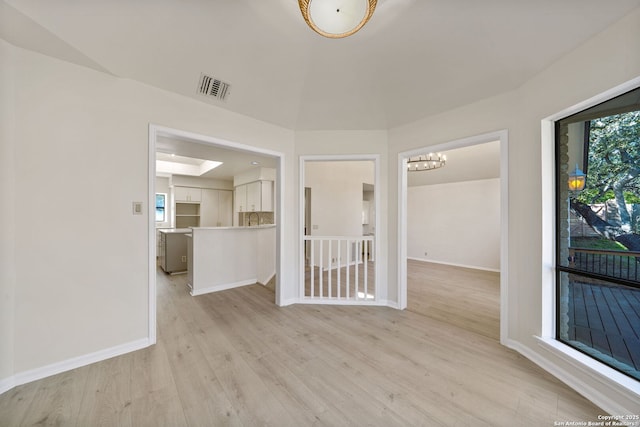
xmin=567 ymin=279 xmax=640 ymax=378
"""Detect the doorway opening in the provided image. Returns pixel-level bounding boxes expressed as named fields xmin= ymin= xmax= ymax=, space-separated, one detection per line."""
xmin=148 ymin=124 xmax=284 ymax=344
xmin=398 ymin=130 xmax=509 ymax=343
xmin=299 ymin=155 xmax=380 ymax=304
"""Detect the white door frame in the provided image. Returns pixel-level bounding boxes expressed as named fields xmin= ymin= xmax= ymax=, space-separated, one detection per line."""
xmin=397 ymin=130 xmax=509 ymax=344
xmin=148 ymin=124 xmax=285 ymax=344
xmin=299 ymin=154 xmax=381 ymax=303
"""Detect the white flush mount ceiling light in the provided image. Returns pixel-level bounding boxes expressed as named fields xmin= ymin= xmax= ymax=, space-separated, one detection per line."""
xmin=299 ymin=0 xmax=377 ymax=38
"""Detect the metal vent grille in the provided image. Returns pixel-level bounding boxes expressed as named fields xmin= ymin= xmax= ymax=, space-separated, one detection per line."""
xmin=197 ymin=73 xmax=231 ymax=101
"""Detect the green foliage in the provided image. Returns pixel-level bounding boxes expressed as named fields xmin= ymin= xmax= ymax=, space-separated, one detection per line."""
xmin=571 ymin=237 xmax=627 ymax=251
xmin=625 ymin=191 xmax=640 ymax=204
xmin=577 ymin=110 xmax=640 ymax=205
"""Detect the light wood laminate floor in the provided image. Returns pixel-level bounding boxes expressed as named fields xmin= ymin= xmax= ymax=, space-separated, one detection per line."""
xmin=0 ymin=261 xmax=603 ymax=426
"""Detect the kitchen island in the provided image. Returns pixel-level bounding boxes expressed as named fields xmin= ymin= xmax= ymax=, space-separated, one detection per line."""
xmin=186 ymin=225 xmax=276 ymax=296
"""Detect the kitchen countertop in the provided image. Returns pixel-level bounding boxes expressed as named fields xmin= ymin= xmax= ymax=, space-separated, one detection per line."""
xmin=191 ymin=225 xmax=275 ymax=230
xmin=158 ymin=228 xmax=192 ymax=234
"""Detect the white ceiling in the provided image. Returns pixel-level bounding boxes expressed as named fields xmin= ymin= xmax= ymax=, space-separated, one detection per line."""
xmin=156 ymin=135 xmax=278 ymax=181
xmin=407 ymin=140 xmax=500 ymax=187
xmin=4 ymin=0 xmax=639 ymax=130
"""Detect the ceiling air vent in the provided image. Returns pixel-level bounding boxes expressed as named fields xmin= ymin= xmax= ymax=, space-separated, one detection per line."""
xmin=197 ymin=73 xmax=231 ymax=102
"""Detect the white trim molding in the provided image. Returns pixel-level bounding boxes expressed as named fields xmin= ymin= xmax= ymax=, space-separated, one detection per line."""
xmin=190 ymin=279 xmax=258 ymax=296
xmin=148 ymin=124 xmax=287 ymax=313
xmin=535 ymin=337 xmax=640 ymax=412
xmin=407 ymin=257 xmax=501 ymax=273
xmin=1 ymin=338 xmax=150 ymax=395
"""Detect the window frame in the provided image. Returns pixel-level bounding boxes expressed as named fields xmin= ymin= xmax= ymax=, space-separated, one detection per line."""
xmin=553 ymin=90 xmax=640 ymax=381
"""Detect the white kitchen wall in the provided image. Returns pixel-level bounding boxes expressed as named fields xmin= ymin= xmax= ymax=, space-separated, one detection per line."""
xmin=407 ymin=178 xmax=500 ymax=271
xmin=3 ymin=42 xmax=295 ymax=382
xmin=388 ymin=8 xmax=640 ymax=413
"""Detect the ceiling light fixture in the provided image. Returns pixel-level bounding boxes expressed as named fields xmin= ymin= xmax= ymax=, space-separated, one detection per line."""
xmin=407 ymin=153 xmax=447 ymax=172
xmin=298 ymin=0 xmax=377 ymax=39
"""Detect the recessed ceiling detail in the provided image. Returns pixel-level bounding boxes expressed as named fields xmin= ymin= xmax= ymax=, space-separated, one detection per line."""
xmin=197 ymin=73 xmax=231 ymax=102
xmin=156 ymin=152 xmax=222 ymax=177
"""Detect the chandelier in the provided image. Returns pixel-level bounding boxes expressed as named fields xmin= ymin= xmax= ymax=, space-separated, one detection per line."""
xmin=298 ymin=0 xmax=377 ymax=39
xmin=407 ymin=153 xmax=447 ymax=172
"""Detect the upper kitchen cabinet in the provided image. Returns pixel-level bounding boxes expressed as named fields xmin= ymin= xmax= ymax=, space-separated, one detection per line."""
xmin=236 ymin=180 xmax=273 ymax=212
xmin=247 ymin=180 xmax=273 ymax=212
xmin=201 ymin=189 xmax=233 ymax=227
xmin=233 ymin=168 xmax=276 ymax=220
xmin=234 ymin=184 xmax=247 ymax=213
xmin=174 ymin=186 xmax=201 ymax=203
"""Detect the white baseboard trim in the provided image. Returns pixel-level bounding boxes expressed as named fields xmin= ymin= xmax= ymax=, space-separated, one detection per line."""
xmin=190 ymin=279 xmax=257 ymax=296
xmin=1 ymin=337 xmax=151 ymax=395
xmin=382 ymin=299 xmax=400 ymax=310
xmin=505 ymin=337 xmax=640 ymax=415
xmin=258 ymin=271 xmax=276 ymax=286
xmin=296 ymin=298 xmax=387 ymax=306
xmin=277 ymin=298 xmax=398 ymax=309
xmin=0 ymin=375 xmax=15 ymax=395
xmin=407 ymin=257 xmax=500 ymax=273
xmin=278 ymin=298 xmax=298 ymax=307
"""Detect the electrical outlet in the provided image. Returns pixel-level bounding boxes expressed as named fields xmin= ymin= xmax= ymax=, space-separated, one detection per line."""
xmin=181 ymin=256 xmax=187 ymax=262
xmin=424 ymin=252 xmax=428 ymax=256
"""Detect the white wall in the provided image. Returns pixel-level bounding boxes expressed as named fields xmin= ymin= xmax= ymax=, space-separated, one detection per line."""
xmin=2 ymin=42 xmax=295 ymax=384
xmin=388 ymin=8 xmax=640 ymax=413
xmin=304 ymin=161 xmax=374 ymax=269
xmin=408 ymin=178 xmax=500 ymax=271
xmin=305 ymin=161 xmax=373 ymax=238
xmin=0 ymin=40 xmax=16 ymax=388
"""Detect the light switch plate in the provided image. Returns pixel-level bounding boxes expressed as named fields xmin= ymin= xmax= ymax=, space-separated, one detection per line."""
xmin=132 ymin=202 xmax=143 ymax=215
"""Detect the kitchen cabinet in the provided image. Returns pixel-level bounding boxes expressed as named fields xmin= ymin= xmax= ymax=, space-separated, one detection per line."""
xmin=236 ymin=180 xmax=273 ymax=213
xmin=234 ymin=184 xmax=247 ymax=213
xmin=159 ymin=229 xmax=190 ymax=274
xmin=201 ymin=189 xmax=233 ymax=227
xmin=246 ymin=181 xmax=261 ymax=212
xmin=175 ymin=203 xmax=200 ymax=228
xmin=218 ymin=190 xmax=233 ymax=225
xmin=174 ymin=186 xmax=201 ymax=203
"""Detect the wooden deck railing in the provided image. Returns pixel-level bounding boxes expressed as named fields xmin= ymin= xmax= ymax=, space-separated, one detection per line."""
xmin=568 ymin=247 xmax=640 ymax=282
